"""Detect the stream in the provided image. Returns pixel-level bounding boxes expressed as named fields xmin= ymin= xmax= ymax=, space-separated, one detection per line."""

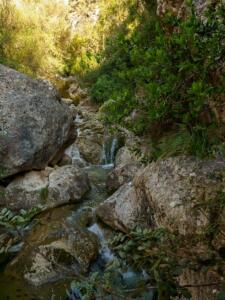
xmin=0 ymin=164 xmax=112 ymax=300
xmin=0 ymin=141 xmax=154 ymax=300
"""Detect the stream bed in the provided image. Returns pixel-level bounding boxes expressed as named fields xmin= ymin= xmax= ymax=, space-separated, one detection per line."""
xmin=0 ymin=164 xmax=154 ymax=300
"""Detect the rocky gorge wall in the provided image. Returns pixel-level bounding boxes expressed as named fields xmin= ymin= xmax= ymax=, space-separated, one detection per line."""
xmin=157 ymin=0 xmax=221 ymax=17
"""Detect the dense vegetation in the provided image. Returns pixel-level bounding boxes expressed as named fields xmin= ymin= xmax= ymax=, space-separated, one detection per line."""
xmin=1 ymin=1 xmax=225 ymax=159
xmin=86 ymin=1 xmax=225 ymax=159
xmin=0 ymin=0 xmax=70 ymax=77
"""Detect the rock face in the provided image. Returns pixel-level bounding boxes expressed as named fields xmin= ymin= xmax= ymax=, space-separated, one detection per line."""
xmin=96 ymin=183 xmax=152 ymax=232
xmin=59 ymin=143 xmax=88 ymax=168
xmin=115 ymin=146 xmax=137 ymax=167
xmin=6 ymin=207 xmax=99 ymax=286
xmin=3 ymin=165 xmax=90 ymax=210
xmin=106 ymin=145 xmax=141 ymax=192
xmin=176 ymin=268 xmax=220 ymax=300
xmin=75 ymin=109 xmax=104 ymax=164
xmin=157 ymin=0 xmax=214 ymax=18
xmin=134 ymin=156 xmax=225 ymax=235
xmin=106 ymin=163 xmax=141 ymax=193
xmin=0 ymin=64 xmax=76 ymax=179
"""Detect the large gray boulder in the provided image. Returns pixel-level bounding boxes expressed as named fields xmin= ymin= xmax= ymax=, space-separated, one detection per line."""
xmin=0 ymin=65 xmax=76 ymax=178
xmin=134 ymin=156 xmax=225 ymax=235
xmin=3 ymin=165 xmax=90 ymax=210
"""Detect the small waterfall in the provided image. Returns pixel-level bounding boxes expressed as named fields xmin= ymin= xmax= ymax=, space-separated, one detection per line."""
xmin=74 ymin=113 xmax=83 ymax=125
xmin=74 ymin=113 xmax=83 ymax=137
xmin=88 ymin=223 xmax=114 ymax=262
xmin=101 ymin=137 xmax=118 ymax=166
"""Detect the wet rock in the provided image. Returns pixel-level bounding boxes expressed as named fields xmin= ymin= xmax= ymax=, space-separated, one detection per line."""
xmin=6 ymin=207 xmax=99 ymax=286
xmin=106 ymin=163 xmax=141 ymax=193
xmin=3 ymin=165 xmax=90 ymax=210
xmin=96 ymin=183 xmax=152 ymax=232
xmin=0 ymin=64 xmax=76 ymax=179
xmin=73 ymin=207 xmax=94 ymax=228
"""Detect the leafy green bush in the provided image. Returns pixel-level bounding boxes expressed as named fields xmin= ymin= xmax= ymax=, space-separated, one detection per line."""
xmin=88 ymin=1 xmax=225 ymax=158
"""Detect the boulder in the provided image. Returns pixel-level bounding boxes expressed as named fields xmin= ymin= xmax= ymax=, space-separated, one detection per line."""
xmin=132 ymin=156 xmax=225 ymax=300
xmin=3 ymin=165 xmax=90 ymax=210
xmin=106 ymin=145 xmax=141 ymax=193
xmin=6 ymin=207 xmax=99 ymax=286
xmin=115 ymin=146 xmax=138 ymax=167
xmin=0 ymin=64 xmax=76 ymax=179
xmin=96 ymin=183 xmax=152 ymax=232
xmin=106 ymin=163 xmax=141 ymax=193
xmin=48 ymin=165 xmax=90 ymax=205
xmin=99 ymin=156 xmax=225 ymax=300
xmin=134 ymin=156 xmax=225 ymax=235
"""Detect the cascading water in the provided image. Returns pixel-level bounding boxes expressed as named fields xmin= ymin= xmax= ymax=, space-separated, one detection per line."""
xmin=74 ymin=113 xmax=83 ymax=137
xmin=0 ymin=125 xmax=153 ymax=299
xmin=101 ymin=137 xmax=119 ymax=166
xmin=88 ymin=223 xmax=114 ymax=263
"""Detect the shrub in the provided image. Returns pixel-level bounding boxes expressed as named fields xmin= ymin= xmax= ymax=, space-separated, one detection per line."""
xmin=89 ymin=1 xmax=225 ymax=157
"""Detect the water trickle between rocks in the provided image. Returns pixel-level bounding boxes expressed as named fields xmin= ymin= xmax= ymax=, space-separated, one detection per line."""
xmin=101 ymin=137 xmax=119 ymax=166
xmin=0 ymin=164 xmax=113 ymax=299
